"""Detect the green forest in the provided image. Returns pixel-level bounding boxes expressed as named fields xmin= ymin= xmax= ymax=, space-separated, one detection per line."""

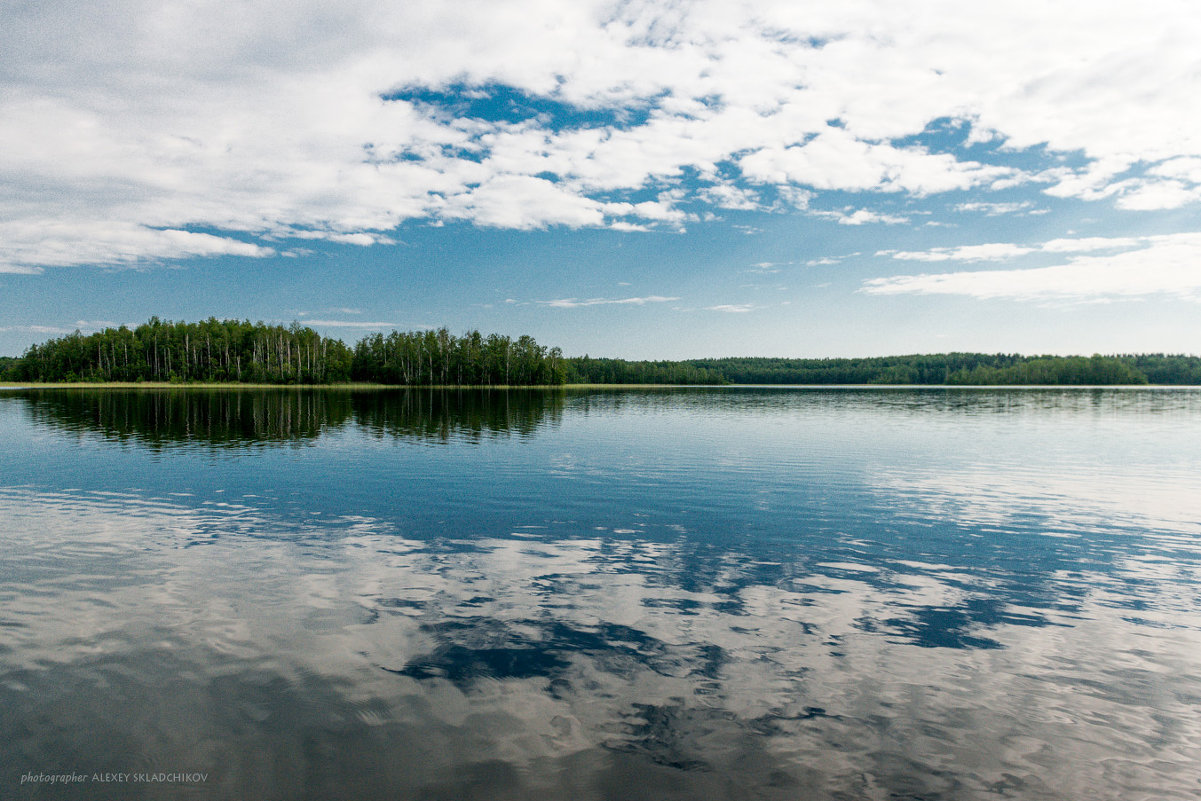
xmin=1 ymin=318 xmax=565 ymax=385
xmin=678 ymin=354 xmax=1186 ymax=385
xmin=2 ymin=318 xmax=1200 ymax=385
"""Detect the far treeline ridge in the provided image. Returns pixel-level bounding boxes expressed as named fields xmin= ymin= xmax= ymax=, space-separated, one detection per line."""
xmin=1 ymin=318 xmax=1199 ymax=386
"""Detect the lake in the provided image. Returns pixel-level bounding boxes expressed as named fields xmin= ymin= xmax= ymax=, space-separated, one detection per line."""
xmin=2 ymin=387 xmax=1200 ymax=800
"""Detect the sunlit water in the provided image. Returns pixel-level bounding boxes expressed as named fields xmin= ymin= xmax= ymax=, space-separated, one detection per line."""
xmin=2 ymin=387 xmax=1200 ymax=800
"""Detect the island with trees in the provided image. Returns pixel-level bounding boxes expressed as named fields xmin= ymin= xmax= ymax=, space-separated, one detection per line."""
xmin=2 ymin=318 xmax=1200 ymax=386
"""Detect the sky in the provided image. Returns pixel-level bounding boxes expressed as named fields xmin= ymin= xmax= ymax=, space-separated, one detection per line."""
xmin=2 ymin=0 xmax=1201 ymax=359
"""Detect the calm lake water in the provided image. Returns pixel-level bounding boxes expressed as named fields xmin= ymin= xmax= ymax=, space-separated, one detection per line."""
xmin=2 ymin=387 xmax=1200 ymax=800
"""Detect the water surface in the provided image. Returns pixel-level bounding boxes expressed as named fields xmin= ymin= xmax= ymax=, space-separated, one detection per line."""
xmin=2 ymin=387 xmax=1200 ymax=800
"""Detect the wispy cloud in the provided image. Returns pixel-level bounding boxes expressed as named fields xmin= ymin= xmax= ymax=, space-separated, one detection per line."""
xmin=0 ymin=321 xmax=120 ymax=335
xmin=282 ymin=231 xmax=398 ymax=246
xmin=298 ymin=307 xmax=364 ymax=317
xmin=878 ymin=235 xmax=1144 ymax=263
xmin=863 ymin=232 xmax=1201 ymax=300
xmin=878 ymin=243 xmax=1034 ymax=262
xmin=0 ymin=222 xmax=274 ymax=273
xmin=746 ymin=260 xmax=793 ymax=274
xmin=953 ymin=201 xmax=1038 ymax=216
xmin=813 ymin=208 xmax=909 ymax=226
xmin=0 ymin=325 xmax=77 ymax=335
xmin=292 ymin=319 xmax=399 ymax=328
xmin=706 ymin=304 xmax=756 ymax=313
xmin=538 ymin=296 xmax=680 ymax=309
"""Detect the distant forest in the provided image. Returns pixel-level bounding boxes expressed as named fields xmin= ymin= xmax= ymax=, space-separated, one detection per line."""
xmin=2 ymin=318 xmax=1200 ymax=385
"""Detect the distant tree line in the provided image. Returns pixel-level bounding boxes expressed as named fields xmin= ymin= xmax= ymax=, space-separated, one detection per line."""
xmin=1126 ymin=354 xmax=1201 ymax=384
xmin=943 ymin=355 xmax=1147 ymax=385
xmin=2 ymin=319 xmax=1199 ymax=385
xmin=2 ymin=318 xmax=566 ymax=385
xmin=680 ymin=353 xmax=1201 ymax=385
xmin=562 ymin=356 xmax=726 ymax=385
xmin=560 ymin=352 xmax=1201 ymax=385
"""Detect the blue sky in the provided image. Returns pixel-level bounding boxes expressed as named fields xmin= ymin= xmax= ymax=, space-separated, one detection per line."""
xmin=2 ymin=1 xmax=1200 ymax=359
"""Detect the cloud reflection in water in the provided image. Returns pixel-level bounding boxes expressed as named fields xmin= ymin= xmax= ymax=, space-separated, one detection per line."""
xmin=2 ymin=478 xmax=1200 ymax=800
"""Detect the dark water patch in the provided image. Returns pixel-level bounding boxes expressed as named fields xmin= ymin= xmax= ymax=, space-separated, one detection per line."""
xmin=388 ymin=645 xmax=572 ymax=683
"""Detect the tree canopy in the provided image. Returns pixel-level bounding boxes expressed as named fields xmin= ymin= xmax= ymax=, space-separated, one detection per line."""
xmin=3 ymin=320 xmax=1199 ymax=386
xmin=3 ymin=319 xmax=564 ymax=385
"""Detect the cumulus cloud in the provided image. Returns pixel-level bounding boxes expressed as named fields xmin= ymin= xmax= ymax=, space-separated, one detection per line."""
xmin=698 ymin=183 xmax=762 ymax=211
xmin=739 ymin=130 xmax=1014 ymax=195
xmin=863 ymin=232 xmax=1201 ymax=300
xmin=2 ymin=0 xmax=1200 ymax=270
xmin=1112 ymin=180 xmax=1201 ymax=211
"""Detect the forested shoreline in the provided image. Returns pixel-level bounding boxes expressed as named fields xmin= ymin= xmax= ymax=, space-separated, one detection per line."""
xmin=1 ymin=318 xmax=566 ymax=386
xmin=2 ymin=318 xmax=1200 ymax=385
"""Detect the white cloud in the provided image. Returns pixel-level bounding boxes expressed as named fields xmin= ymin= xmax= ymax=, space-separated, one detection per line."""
xmin=746 ymin=261 xmax=784 ymax=274
xmin=953 ymin=201 xmax=1036 ymax=216
xmin=0 ymin=325 xmax=76 ymax=334
xmin=0 ymin=220 xmax=274 ymax=272
xmin=1112 ymin=180 xmax=1201 ymax=211
xmin=297 ymin=319 xmax=398 ymax=328
xmin=0 ymin=264 xmax=44 ymax=275
xmin=699 ymin=183 xmax=762 ymax=210
xmin=706 ymin=304 xmax=755 ymax=313
xmin=539 ymin=295 xmax=679 ymax=308
xmin=880 ymin=235 xmax=1146 ymax=264
xmin=1150 ymin=157 xmax=1201 ymax=184
xmin=813 ymin=208 xmax=909 ymax=226
xmin=863 ymin=232 xmax=1201 ymax=300
xmin=881 ymin=243 xmax=1034 ymax=262
xmin=439 ymin=175 xmax=609 ymax=229
xmin=773 ymin=186 xmax=813 ymax=211
xmin=608 ymin=221 xmax=651 ymax=232
xmin=1040 ymin=236 xmax=1140 ymax=253
xmin=286 ymin=231 xmax=398 ymax=246
xmin=740 ymin=129 xmax=1013 ymax=195
xmin=2 ymin=0 xmax=1200 ymax=269
xmin=0 ymin=320 xmax=124 ymax=336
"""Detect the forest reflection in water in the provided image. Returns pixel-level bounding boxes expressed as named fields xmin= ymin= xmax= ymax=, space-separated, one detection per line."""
xmin=16 ymin=384 xmax=1200 ymax=449
xmin=1 ymin=387 xmax=1200 ymax=800
xmin=17 ymin=386 xmax=565 ymax=447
